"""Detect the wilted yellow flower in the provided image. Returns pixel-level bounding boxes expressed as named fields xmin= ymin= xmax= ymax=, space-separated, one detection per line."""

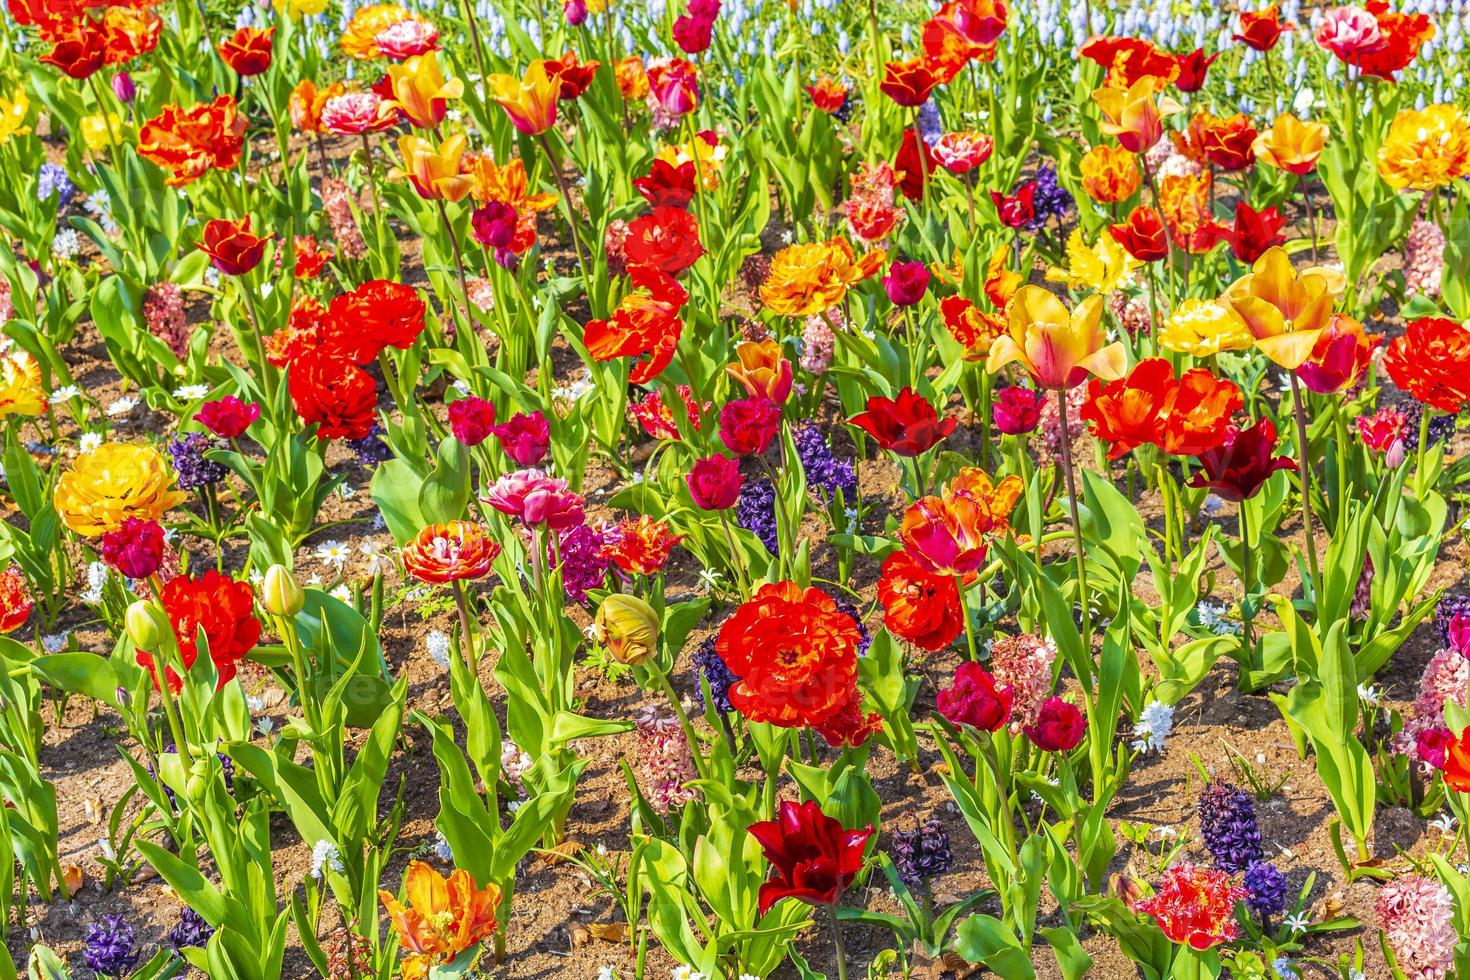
xmin=654 ymin=134 xmax=726 ymax=190
xmin=339 ymin=3 xmax=408 ymax=58
xmin=1377 ymin=104 xmax=1470 ymax=191
xmin=0 ymin=91 xmax=31 ymax=142
xmin=54 ymin=443 xmax=188 ymax=537
xmin=0 ymin=352 xmax=45 ymax=418
xmin=1159 ymin=299 xmax=1254 ymax=357
xmin=1045 ymin=227 xmax=1139 ymax=295
xmin=760 ymin=238 xmax=885 ymax=317
xmin=594 ymin=594 xmax=659 ymax=667
xmin=81 ymin=113 xmax=126 ymax=152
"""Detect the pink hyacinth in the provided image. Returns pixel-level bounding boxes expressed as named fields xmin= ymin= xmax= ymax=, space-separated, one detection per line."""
xmin=1109 ymin=292 xmax=1151 ymax=338
xmin=800 ymin=312 xmax=836 ymax=375
xmin=1350 ymin=556 xmax=1374 ymax=620
xmin=0 ymin=278 xmax=12 ymax=324
xmin=990 ymin=633 xmax=1056 ymax=733
xmin=634 ymin=706 xmax=699 ymax=814
xmin=143 ymin=281 xmax=189 ymax=358
xmin=1377 ymin=873 xmax=1457 ymax=980
xmin=321 ymin=178 xmax=368 ymax=261
xmin=1391 ymin=646 xmax=1469 ymax=769
xmin=1402 ymin=218 xmax=1445 ymax=298
xmin=1036 ymin=386 xmax=1088 ymax=468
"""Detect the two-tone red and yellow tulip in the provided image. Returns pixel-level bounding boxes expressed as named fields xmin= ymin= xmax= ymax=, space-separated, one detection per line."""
xmin=1092 ymin=77 xmax=1182 ymax=154
xmin=384 ymin=50 xmax=463 ymax=129
xmin=391 ymin=133 xmax=474 ymax=202
xmin=488 ymin=60 xmax=559 ymax=136
xmin=1218 ymin=246 xmax=1344 ymax=369
xmin=986 ymin=285 xmax=1126 ymax=390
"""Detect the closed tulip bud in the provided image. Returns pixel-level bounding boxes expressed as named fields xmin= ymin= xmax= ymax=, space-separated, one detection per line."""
xmin=594 ymin=594 xmax=660 ymax=667
xmin=262 ymin=565 xmax=305 ymax=617
xmin=125 ymin=600 xmax=169 ymax=651
xmin=184 ymin=758 xmax=213 ymax=806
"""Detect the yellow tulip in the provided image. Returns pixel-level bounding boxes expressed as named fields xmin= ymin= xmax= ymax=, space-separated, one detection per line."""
xmin=593 ymin=594 xmax=659 ymax=667
xmin=54 ymin=443 xmax=188 ymax=537
xmin=390 ymin=133 xmax=474 ymax=202
xmin=986 ymin=285 xmax=1126 ymax=390
xmin=80 ymin=113 xmax=125 ymax=152
xmin=1252 ymin=113 xmax=1328 ymax=176
xmin=0 ymin=352 xmax=46 ymax=419
xmin=0 ymin=91 xmax=31 ymax=142
xmin=1092 ymin=78 xmax=1182 ymax=154
xmin=1218 ymin=246 xmax=1344 ymax=369
xmin=1158 ymin=299 xmax=1255 ymax=358
xmin=384 ymin=51 xmax=463 ymax=130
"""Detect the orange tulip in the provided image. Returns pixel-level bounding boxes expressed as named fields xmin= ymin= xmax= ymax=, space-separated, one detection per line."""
xmin=488 ymin=61 xmax=559 ymax=136
xmin=379 ymin=861 xmax=499 ymax=979
xmin=384 ymin=50 xmax=463 ymax=130
xmin=1092 ymin=77 xmax=1182 ymax=154
xmin=1218 ymin=246 xmax=1344 ymax=369
xmin=986 ymin=285 xmax=1126 ymax=390
xmin=726 ymin=339 xmax=793 ymax=403
xmin=390 ymin=133 xmax=474 ymax=202
xmin=899 ymin=468 xmax=1023 ymax=576
xmin=1079 ymin=144 xmax=1141 ymax=203
xmin=1252 ymin=113 xmax=1328 ymax=175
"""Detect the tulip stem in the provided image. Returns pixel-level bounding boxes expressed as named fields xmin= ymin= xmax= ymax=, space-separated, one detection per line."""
xmin=1297 ymin=172 xmax=1319 ymax=264
xmin=458 ymin=0 xmax=492 ymax=89
xmin=451 ymin=580 xmax=477 ymax=676
xmin=1238 ymin=503 xmax=1255 ymax=679
xmin=912 ymin=114 xmax=929 ymax=207
xmin=716 ymin=509 xmax=751 ymax=596
xmin=435 ymin=198 xmax=475 ymax=326
xmin=957 ymin=575 xmax=980 ymax=664
xmin=1055 ymin=388 xmax=1093 ymax=655
xmin=1289 ymin=374 xmax=1320 ymax=600
xmin=538 ymin=134 xmax=589 ymax=290
xmin=825 ymin=903 xmax=850 ymax=980
xmin=238 ymin=283 xmax=275 ymax=401
xmin=359 ymin=134 xmax=385 ymax=254
xmin=1412 ymin=407 xmax=1433 ymax=498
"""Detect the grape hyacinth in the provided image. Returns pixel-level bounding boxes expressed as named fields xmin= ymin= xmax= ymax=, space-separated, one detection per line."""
xmin=1400 ymin=401 xmax=1456 ymax=453
xmin=167 ymin=907 xmax=215 ymax=952
xmin=889 ymin=817 xmax=952 ymax=890
xmin=689 ymin=634 xmax=734 ymax=713
xmin=1025 ymin=163 xmax=1073 ymax=230
xmin=346 ymin=422 xmax=393 ymax=466
xmin=168 ymin=432 xmax=228 ymax=491
xmin=38 ymin=162 xmax=76 ymax=207
xmin=793 ymin=422 xmax=856 ymax=502
xmin=1244 ymin=861 xmax=1289 ymax=920
xmin=735 ymin=475 xmax=778 ymax=553
xmin=84 ymin=914 xmax=140 ymax=977
xmin=1197 ymin=782 xmax=1262 ymax=873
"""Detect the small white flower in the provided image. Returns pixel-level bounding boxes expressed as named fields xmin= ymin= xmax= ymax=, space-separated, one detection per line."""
xmin=433 ymin=831 xmax=453 ymax=862
xmin=1156 ymin=825 xmax=1177 ymax=838
xmin=696 ymin=568 xmax=724 ymax=592
xmin=105 ymin=396 xmax=137 ymax=417
xmin=42 ymin=632 xmax=69 ymax=653
xmin=1356 ymin=683 xmax=1380 ymax=706
xmin=97 ymin=837 xmax=117 ymax=862
xmin=671 ymin=969 xmax=707 ymax=980
xmin=78 ymin=432 xmax=102 ymax=453
xmin=1282 ymin=912 xmax=1310 ymax=934
xmin=335 ymin=482 xmax=357 ymax=500
xmin=310 ymin=839 xmax=343 ymax=880
xmin=425 ymin=630 xmax=451 ymax=669
xmin=80 ymin=561 xmax=108 ymax=604
xmin=1347 ymin=970 xmax=1366 ymax=980
xmin=506 ymin=799 xmax=522 ymax=813
xmin=255 ymin=717 xmax=275 ymax=737
xmin=1131 ymin=700 xmax=1174 ymax=754
xmin=314 ymin=539 xmax=351 ymax=569
xmin=360 ymin=539 xmax=394 ymax=574
xmin=172 ymin=384 xmax=210 ymax=401
xmin=49 ymin=385 xmax=80 ymax=404
xmin=1430 ymin=812 xmax=1459 ymax=835
xmin=452 ymin=379 xmax=471 ymax=396
xmin=596 ymin=968 xmax=617 ymax=980
xmin=51 ymin=228 xmax=81 ymax=260
xmin=329 ymin=584 xmax=352 ymax=603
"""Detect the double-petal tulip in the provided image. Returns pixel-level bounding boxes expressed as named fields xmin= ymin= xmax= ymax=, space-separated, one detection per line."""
xmin=1093 ymin=77 xmax=1182 ymax=154
xmin=488 ymin=60 xmax=559 ymax=135
xmin=1218 ymin=247 xmax=1344 ymax=369
xmin=385 ymin=50 xmax=463 ymax=129
xmin=392 ymin=133 xmax=474 ymax=202
xmin=899 ymin=468 xmax=1022 ymax=575
xmin=1252 ymin=113 xmax=1328 ymax=175
xmin=987 ymin=285 xmax=1126 ymax=390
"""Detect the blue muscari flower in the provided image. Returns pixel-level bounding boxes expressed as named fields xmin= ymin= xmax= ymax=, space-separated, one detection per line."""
xmin=37 ymin=163 xmax=75 ymax=208
xmin=1271 ymin=957 xmax=1298 ymax=980
xmin=917 ymin=100 xmax=942 ymax=146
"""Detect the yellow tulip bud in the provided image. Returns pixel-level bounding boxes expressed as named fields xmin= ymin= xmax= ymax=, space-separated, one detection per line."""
xmin=594 ymin=594 xmax=659 ymax=667
xmin=262 ymin=565 xmax=305 ymax=617
xmin=124 ymin=600 xmax=169 ymax=650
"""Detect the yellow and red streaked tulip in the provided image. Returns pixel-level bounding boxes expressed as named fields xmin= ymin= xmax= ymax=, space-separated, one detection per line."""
xmin=1092 ymin=77 xmax=1182 ymax=154
xmin=391 ymin=133 xmax=474 ymax=202
xmin=488 ymin=60 xmax=559 ymax=136
xmin=1218 ymin=246 xmax=1344 ymax=369
xmin=986 ymin=285 xmax=1126 ymax=390
xmin=384 ymin=50 xmax=463 ymax=130
xmin=1251 ymin=113 xmax=1328 ymax=175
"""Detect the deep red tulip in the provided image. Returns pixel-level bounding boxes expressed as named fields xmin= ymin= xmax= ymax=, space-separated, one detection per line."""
xmin=1173 ymin=48 xmax=1219 ymax=93
xmin=1109 ymin=206 xmax=1170 ymax=263
xmin=990 ymin=183 xmax=1036 ymax=229
xmin=936 ymin=662 xmax=1012 ymax=731
xmin=718 ymin=396 xmax=781 ymax=456
xmin=686 ymin=454 xmax=743 ymax=510
xmin=992 ymin=386 xmax=1044 ymax=435
xmin=880 ymin=57 xmax=939 ymax=107
xmin=448 ymin=396 xmax=496 ymax=446
xmin=632 ymin=159 xmax=697 ymax=209
xmin=1188 ymin=418 xmax=1297 ymax=502
xmin=882 ymin=260 xmax=931 ymax=307
xmin=100 ymin=517 xmax=165 ymax=579
xmin=194 ymin=395 xmax=260 ymax=439
xmin=747 ymin=800 xmax=873 ymax=915
xmin=848 ymin=387 xmax=955 ymax=457
xmin=1025 ymin=696 xmax=1086 ymax=751
xmin=1199 ymin=201 xmax=1286 ymax=264
xmin=494 ymin=411 xmax=551 ymax=466
xmin=198 ymin=217 xmax=270 ymax=276
xmin=1233 ymin=6 xmax=1291 ymax=51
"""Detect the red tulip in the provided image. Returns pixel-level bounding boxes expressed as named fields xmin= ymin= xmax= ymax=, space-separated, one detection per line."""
xmin=1233 ymin=6 xmax=1291 ymax=51
xmin=198 ymin=217 xmax=270 ymax=276
xmin=936 ymin=662 xmax=1012 ymax=731
xmin=194 ymin=395 xmax=260 ymax=438
xmin=448 ymin=396 xmax=496 ymax=446
xmin=1199 ymin=201 xmax=1286 ymax=264
xmin=632 ymin=159 xmax=696 ymax=209
xmin=848 ymin=387 xmax=955 ymax=457
xmin=718 ymin=396 xmax=781 ymax=456
xmin=1109 ymin=206 xmax=1170 ymax=263
xmin=882 ymin=261 xmax=931 ymax=307
xmin=100 ymin=517 xmax=165 ymax=579
xmin=1024 ymin=697 xmax=1085 ymax=751
xmin=1173 ymin=48 xmax=1219 ymax=93
xmin=747 ymin=800 xmax=873 ymax=915
xmin=217 ymin=26 xmax=274 ymax=76
xmin=880 ymin=57 xmax=939 ymax=107
xmin=990 ymin=183 xmax=1036 ymax=229
xmin=686 ymin=454 xmax=743 ymax=510
xmin=1188 ymin=419 xmax=1297 ymax=502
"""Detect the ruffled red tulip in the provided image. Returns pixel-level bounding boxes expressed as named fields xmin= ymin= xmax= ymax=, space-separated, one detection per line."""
xmin=937 ymin=662 xmax=1012 ymax=731
xmin=494 ymin=411 xmax=550 ymax=466
xmin=992 ymin=386 xmax=1044 ymax=434
xmin=747 ymin=800 xmax=873 ymax=915
xmin=624 ymin=206 xmax=704 ymax=275
xmin=40 ymin=18 xmax=106 ymax=79
xmin=632 ymin=159 xmax=696 ymax=209
xmin=290 ymin=350 xmax=379 ymax=441
xmin=194 ymin=395 xmax=260 ymax=438
xmin=718 ymin=396 xmax=781 ymax=456
xmin=882 ymin=260 xmax=931 ymax=307
xmin=1188 ymin=418 xmax=1296 ymax=502
xmin=877 ymin=551 xmax=962 ymax=651
xmin=1025 ymin=696 xmax=1085 ymax=751
xmin=848 ymin=387 xmax=955 ymax=457
xmin=686 ymin=454 xmax=743 ymax=510
xmin=217 ymin=26 xmax=274 ymax=76
xmin=990 ymin=183 xmax=1036 ymax=229
xmin=1382 ymin=316 xmax=1470 ymax=414
xmin=1445 ymin=727 xmax=1470 ymax=793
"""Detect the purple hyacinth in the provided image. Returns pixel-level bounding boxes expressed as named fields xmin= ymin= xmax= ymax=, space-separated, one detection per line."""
xmin=793 ymin=422 xmax=856 ymax=503
xmin=1024 ymin=164 xmax=1074 ymax=231
xmin=690 ymin=634 xmax=734 ymax=713
xmin=736 ymin=476 xmax=778 ymax=553
xmin=346 ymin=422 xmax=393 ymax=466
xmin=84 ymin=914 xmax=140 ymax=976
xmin=1434 ymin=593 xmax=1470 ymax=645
xmin=555 ymin=522 xmax=609 ymax=603
xmin=148 ymin=745 xmax=235 ymax=808
xmin=1197 ymin=782 xmax=1262 ymax=873
xmin=38 ymin=163 xmax=76 ymax=208
xmin=890 ymin=817 xmax=952 ymax=889
xmin=917 ymin=100 xmax=942 ymax=146
xmin=834 ymin=596 xmax=873 ymax=657
xmin=1401 ymin=401 xmax=1456 ymax=452
xmin=167 ymin=907 xmax=215 ymax=952
xmin=169 ymin=432 xmax=228 ymax=491
xmin=1244 ymin=861 xmax=1289 ymax=918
